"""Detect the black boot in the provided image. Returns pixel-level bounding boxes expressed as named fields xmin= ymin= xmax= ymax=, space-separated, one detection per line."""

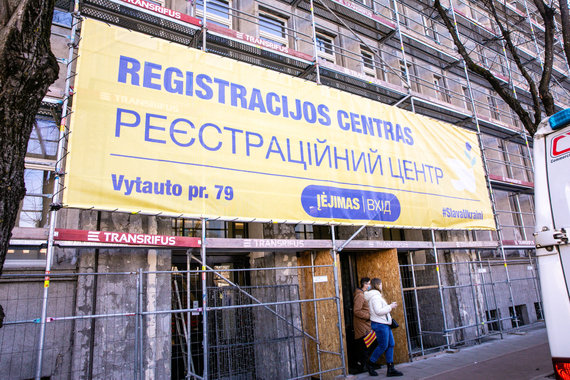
xmin=370 ymin=362 xmax=382 ymax=369
xmin=386 ymin=363 xmax=403 ymax=377
xmin=366 ymin=360 xmax=379 ymax=376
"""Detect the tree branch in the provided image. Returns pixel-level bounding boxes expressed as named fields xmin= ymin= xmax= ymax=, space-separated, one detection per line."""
xmin=532 ymin=0 xmax=556 ymax=116
xmin=485 ymin=0 xmax=542 ymax=126
xmin=433 ymin=0 xmax=537 ymax=135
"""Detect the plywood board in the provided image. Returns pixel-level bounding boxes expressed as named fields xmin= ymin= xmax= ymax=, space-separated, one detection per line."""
xmin=355 ymin=249 xmax=409 ymax=363
xmin=298 ymin=250 xmax=347 ymax=379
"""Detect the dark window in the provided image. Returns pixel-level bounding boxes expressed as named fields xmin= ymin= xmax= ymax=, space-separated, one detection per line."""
xmin=295 ymin=224 xmax=331 ymax=239
xmin=17 ymin=169 xmax=55 ymax=228
xmin=259 ymin=12 xmax=288 ymax=46
xmin=509 ymin=304 xmax=528 ymax=328
xmin=173 ymin=219 xmax=248 ymax=238
xmin=485 ymin=309 xmax=500 ymax=331
xmin=534 ymin=302 xmax=543 ymax=320
xmin=316 ymin=34 xmax=335 ymax=62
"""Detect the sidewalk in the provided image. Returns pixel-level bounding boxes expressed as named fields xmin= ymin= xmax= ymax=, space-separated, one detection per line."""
xmin=350 ymin=325 xmax=553 ymax=380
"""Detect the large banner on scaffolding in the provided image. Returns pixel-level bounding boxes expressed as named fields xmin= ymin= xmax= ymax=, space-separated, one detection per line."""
xmin=64 ymin=18 xmax=495 ymax=230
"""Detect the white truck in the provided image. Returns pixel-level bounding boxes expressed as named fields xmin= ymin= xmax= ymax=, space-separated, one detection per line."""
xmin=533 ymin=108 xmax=570 ymax=380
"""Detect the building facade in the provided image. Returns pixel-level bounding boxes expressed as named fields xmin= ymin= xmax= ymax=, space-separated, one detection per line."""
xmin=1 ymin=0 xmax=568 ymax=378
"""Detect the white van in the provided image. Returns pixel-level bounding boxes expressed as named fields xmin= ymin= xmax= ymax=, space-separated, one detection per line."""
xmin=533 ymin=108 xmax=570 ymax=380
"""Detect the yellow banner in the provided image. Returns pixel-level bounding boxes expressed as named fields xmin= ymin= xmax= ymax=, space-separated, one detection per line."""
xmin=64 ymin=19 xmax=495 ymax=229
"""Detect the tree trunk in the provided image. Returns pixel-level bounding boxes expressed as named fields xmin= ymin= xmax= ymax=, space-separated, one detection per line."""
xmin=0 ymin=0 xmax=59 ymax=280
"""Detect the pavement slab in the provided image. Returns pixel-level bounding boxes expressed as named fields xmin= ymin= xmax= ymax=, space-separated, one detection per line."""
xmin=351 ymin=326 xmax=552 ymax=380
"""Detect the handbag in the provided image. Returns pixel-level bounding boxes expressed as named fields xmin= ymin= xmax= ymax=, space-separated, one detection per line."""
xmin=389 ymin=314 xmax=399 ymax=329
xmin=363 ymin=329 xmax=377 ymax=347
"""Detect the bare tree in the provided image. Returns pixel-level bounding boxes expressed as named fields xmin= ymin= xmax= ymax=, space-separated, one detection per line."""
xmin=433 ymin=0 xmax=566 ymax=136
xmin=0 ymin=0 xmax=59 ymax=325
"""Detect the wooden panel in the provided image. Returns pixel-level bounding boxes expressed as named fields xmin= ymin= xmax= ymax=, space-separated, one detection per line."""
xmin=355 ymin=249 xmax=409 ymax=364
xmin=298 ymin=250 xmax=347 ymax=379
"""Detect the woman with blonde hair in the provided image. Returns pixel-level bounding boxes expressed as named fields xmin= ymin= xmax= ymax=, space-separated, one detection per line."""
xmin=364 ymin=277 xmax=403 ymax=377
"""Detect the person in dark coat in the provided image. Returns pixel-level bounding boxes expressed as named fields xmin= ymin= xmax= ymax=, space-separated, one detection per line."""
xmin=353 ymin=277 xmax=380 ymax=374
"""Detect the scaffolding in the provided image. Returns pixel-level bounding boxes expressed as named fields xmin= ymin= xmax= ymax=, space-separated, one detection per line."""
xmin=400 ymin=254 xmax=544 ymax=357
xmin=3 ymin=0 xmax=568 ymax=378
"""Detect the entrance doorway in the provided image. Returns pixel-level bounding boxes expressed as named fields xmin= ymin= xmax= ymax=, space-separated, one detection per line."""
xmin=340 ymin=249 xmax=409 ymax=371
xmin=339 ymin=252 xmax=365 ymax=373
xmin=171 ymin=252 xmax=251 ymax=379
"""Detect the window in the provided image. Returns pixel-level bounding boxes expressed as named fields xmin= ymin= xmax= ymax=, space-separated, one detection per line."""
xmin=383 ymin=228 xmax=403 ymax=241
xmin=462 ymin=86 xmax=473 ymax=111
xmin=487 ymin=94 xmax=500 ymax=120
xmin=485 ymin=309 xmax=500 ymax=331
xmin=509 ymin=304 xmax=528 ymax=328
xmin=52 ymin=9 xmax=72 ymax=28
xmin=494 ymin=190 xmax=531 ymax=241
xmin=433 ymin=74 xmax=450 ymax=102
xmin=316 ymin=33 xmax=335 ymax=63
xmin=476 ymin=44 xmax=489 ymax=68
xmin=399 ymin=60 xmax=418 ymax=91
xmin=173 ymin=219 xmax=248 ymax=238
xmin=196 ymin=0 xmax=231 ymax=28
xmin=534 ymin=302 xmax=543 ymax=320
xmin=498 ymin=55 xmax=509 ymax=76
xmin=6 ymin=247 xmax=46 ymax=261
xmin=391 ymin=2 xmax=408 ymax=27
xmin=505 ymin=141 xmax=532 ymax=181
xmin=482 ymin=134 xmax=508 ymax=176
xmin=469 ymin=4 xmax=480 ymax=21
xmin=295 ymin=224 xmax=331 ymax=239
xmin=517 ymin=193 xmax=535 ymax=239
xmin=259 ymin=12 xmax=288 ymax=47
xmin=9 ymin=115 xmax=58 ymax=262
xmin=422 ymin=15 xmax=439 ymax=42
xmin=28 ymin=117 xmax=60 ymax=160
xmin=361 ymin=47 xmax=376 ymax=77
xmin=16 ymin=169 xmax=55 ymax=228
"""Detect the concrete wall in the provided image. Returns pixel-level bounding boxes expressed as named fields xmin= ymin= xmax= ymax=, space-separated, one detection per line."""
xmin=69 ymin=212 xmax=172 ymax=379
xmin=249 ymin=225 xmax=305 ymax=378
xmin=0 ymin=210 xmax=175 ymax=379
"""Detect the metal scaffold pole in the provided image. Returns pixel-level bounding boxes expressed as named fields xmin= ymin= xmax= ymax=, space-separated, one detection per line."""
xmin=391 ymin=0 xmax=415 ymax=112
xmin=135 ymin=271 xmax=141 ymax=380
xmin=186 ymin=250 xmax=195 ymax=379
xmin=201 ymin=219 xmax=208 ymax=379
xmin=447 ymin=0 xmax=518 ymax=330
xmin=486 ymin=259 xmax=504 ymax=338
xmin=408 ymin=252 xmax=425 ymax=355
xmin=397 ymin=262 xmax=413 ymax=361
xmin=138 ymin=268 xmax=144 ymax=379
xmin=35 ymin=2 xmax=81 ymax=378
xmin=330 ymin=225 xmax=347 ymax=377
xmin=309 ymin=0 xmax=321 ymax=84
xmin=202 ymin=0 xmax=208 ymax=51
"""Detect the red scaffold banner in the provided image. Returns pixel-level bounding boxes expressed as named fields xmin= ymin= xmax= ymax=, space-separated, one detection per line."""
xmin=54 ymin=228 xmax=201 ymax=247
